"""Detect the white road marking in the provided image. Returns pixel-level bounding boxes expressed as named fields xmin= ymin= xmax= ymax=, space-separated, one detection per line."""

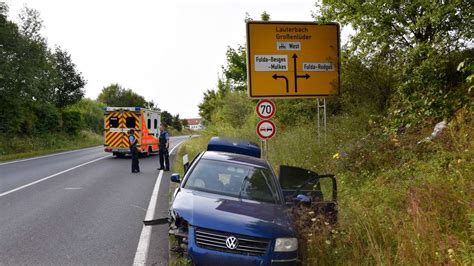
xmin=0 ymin=146 xmax=102 ymax=166
xmin=64 ymin=187 xmax=82 ymax=190
xmin=0 ymin=137 xmax=187 ymax=166
xmin=0 ymin=155 xmax=110 ymax=197
xmin=133 ymin=141 xmax=184 ymax=266
xmin=133 ymin=170 xmax=164 ymax=265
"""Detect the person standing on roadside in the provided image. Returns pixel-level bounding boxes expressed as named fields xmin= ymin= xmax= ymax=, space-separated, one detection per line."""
xmin=129 ymin=129 xmax=140 ymax=173
xmin=157 ymin=124 xmax=170 ymax=171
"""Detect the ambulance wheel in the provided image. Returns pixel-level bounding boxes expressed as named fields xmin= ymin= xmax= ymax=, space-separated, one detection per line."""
xmin=147 ymin=146 xmax=152 ymax=157
xmin=115 ymin=153 xmax=125 ymax=158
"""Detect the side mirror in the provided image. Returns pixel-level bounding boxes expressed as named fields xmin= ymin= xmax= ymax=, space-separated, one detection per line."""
xmin=170 ymin=173 xmax=181 ymax=183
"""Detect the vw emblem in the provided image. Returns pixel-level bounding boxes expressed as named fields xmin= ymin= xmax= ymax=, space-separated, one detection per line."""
xmin=225 ymin=236 xmax=238 ymax=250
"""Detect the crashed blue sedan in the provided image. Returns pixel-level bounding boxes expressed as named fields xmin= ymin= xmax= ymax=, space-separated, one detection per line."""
xmin=168 ymin=137 xmax=337 ymax=266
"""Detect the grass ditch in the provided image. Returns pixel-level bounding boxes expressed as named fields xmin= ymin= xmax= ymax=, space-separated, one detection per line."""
xmin=167 ymin=106 xmax=473 ymax=265
xmin=168 ymin=176 xmax=192 ymax=266
xmin=168 ymin=137 xmax=203 ymax=266
xmin=168 ymin=128 xmax=197 ymax=137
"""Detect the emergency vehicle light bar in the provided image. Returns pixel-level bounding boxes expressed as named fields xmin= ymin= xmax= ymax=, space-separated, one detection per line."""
xmin=207 ymin=137 xmax=261 ymax=158
xmin=103 ymin=107 xmax=142 ymax=111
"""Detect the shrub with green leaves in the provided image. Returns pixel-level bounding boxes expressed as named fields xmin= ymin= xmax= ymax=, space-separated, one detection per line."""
xmin=61 ymin=111 xmax=83 ymax=134
xmin=32 ymin=103 xmax=61 ymax=134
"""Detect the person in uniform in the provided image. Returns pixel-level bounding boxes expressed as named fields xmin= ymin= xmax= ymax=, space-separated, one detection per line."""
xmin=157 ymin=124 xmax=170 ymax=171
xmin=129 ymin=129 xmax=140 ymax=173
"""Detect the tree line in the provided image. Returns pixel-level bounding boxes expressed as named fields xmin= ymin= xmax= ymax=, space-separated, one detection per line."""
xmin=97 ymin=83 xmax=188 ymax=132
xmin=199 ymin=3 xmax=472 ymax=132
xmin=0 ymin=3 xmax=187 ymax=136
xmin=0 ymin=4 xmax=86 ymax=135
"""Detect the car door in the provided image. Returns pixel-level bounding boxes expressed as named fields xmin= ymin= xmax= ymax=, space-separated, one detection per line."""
xmin=278 ymin=165 xmax=337 ymax=223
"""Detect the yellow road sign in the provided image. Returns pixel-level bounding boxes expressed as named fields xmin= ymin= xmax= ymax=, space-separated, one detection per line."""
xmin=246 ymin=21 xmax=340 ymax=98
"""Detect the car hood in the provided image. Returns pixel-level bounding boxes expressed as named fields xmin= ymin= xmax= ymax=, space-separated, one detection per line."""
xmin=171 ymin=188 xmax=296 ymax=239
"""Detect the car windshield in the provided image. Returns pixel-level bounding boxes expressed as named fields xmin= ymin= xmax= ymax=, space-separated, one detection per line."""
xmin=183 ymin=159 xmax=280 ymax=204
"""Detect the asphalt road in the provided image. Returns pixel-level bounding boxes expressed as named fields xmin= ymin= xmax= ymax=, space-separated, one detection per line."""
xmin=0 ymin=136 xmax=190 ymax=265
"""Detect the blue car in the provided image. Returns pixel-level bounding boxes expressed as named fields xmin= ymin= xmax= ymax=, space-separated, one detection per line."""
xmin=169 ymin=137 xmax=337 ymax=266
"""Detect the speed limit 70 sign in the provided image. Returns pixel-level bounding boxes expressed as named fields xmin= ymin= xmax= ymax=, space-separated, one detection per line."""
xmin=256 ymin=99 xmax=276 ymax=119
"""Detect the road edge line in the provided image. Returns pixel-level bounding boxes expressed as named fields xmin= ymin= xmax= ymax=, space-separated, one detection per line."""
xmin=133 ymin=141 xmax=184 ymax=266
xmin=133 ymin=170 xmax=164 ymax=265
xmin=0 ymin=155 xmax=110 ymax=197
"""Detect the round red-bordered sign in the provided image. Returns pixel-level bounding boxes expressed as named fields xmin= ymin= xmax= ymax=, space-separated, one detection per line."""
xmin=256 ymin=120 xmax=276 ymax=140
xmin=256 ymin=99 xmax=276 ymax=119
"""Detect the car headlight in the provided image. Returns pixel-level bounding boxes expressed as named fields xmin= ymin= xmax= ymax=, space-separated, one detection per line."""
xmin=274 ymin=237 xmax=298 ymax=252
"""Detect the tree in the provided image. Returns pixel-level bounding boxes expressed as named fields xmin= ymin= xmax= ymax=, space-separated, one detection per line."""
xmin=0 ymin=3 xmax=86 ymax=134
xmin=0 ymin=2 xmax=8 ymax=19
xmin=97 ymin=84 xmax=147 ymax=107
xmin=145 ymin=100 xmax=161 ymax=111
xmin=160 ymin=110 xmax=173 ymax=127
xmin=52 ymin=47 xmax=86 ymax=108
xmin=198 ymin=79 xmax=228 ymax=124
xmin=0 ymin=4 xmax=57 ymax=133
xmin=221 ymin=45 xmax=247 ymax=91
xmin=181 ymin=119 xmax=189 ymax=128
xmin=172 ymin=114 xmax=183 ymax=132
xmin=18 ymin=5 xmax=44 ymax=43
xmin=315 ymin=0 xmax=474 ymax=128
xmin=315 ymin=0 xmax=473 ymax=60
xmin=261 ymin=11 xmax=270 ymax=21
xmin=0 ymin=3 xmax=23 ymax=133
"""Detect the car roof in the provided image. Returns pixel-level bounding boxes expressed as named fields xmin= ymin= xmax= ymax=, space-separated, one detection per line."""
xmin=201 ymin=151 xmax=271 ymax=169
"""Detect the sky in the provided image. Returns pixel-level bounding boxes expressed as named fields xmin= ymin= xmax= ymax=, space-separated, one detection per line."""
xmin=6 ymin=0 xmax=347 ymax=118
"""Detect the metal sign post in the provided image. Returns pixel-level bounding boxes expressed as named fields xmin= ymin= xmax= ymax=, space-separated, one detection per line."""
xmin=317 ymin=98 xmax=327 ymax=143
xmin=260 ymin=139 xmax=269 ymax=159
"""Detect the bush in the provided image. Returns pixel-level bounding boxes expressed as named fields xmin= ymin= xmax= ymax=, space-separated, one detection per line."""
xmin=212 ymin=91 xmax=253 ymax=128
xmin=33 ymin=103 xmax=61 ymax=134
xmin=65 ymin=98 xmax=105 ymax=133
xmin=62 ymin=111 xmax=83 ymax=134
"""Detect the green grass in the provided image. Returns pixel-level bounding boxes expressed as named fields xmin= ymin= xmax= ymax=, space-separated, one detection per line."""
xmin=169 ymin=137 xmax=197 ymax=266
xmin=172 ymin=135 xmax=209 ymax=176
xmin=168 ymin=128 xmax=197 ymax=137
xmin=168 ymin=179 xmax=190 ymax=266
xmin=0 ymin=130 xmax=103 ymax=161
xmin=169 ymin=107 xmax=474 ymax=265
